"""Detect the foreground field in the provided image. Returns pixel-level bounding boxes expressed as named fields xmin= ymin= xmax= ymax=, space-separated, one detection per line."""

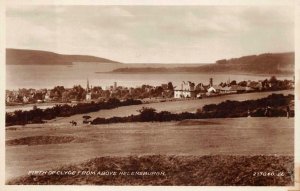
xmin=6 ymin=117 xmax=294 ymax=182
xmin=7 ymin=155 xmax=293 ymax=186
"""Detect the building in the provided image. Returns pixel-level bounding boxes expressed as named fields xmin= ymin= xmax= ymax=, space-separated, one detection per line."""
xmin=220 ymin=85 xmax=246 ymax=94
xmin=6 ymin=96 xmax=11 ymax=103
xmin=209 ymin=78 xmax=213 ymax=87
xmin=113 ymin=82 xmax=117 ymax=91
xmin=174 ymin=81 xmax=196 ymax=98
xmin=86 ymin=79 xmax=92 ymax=101
xmin=207 ymin=85 xmax=221 ymax=94
xmin=23 ymin=96 xmax=29 ymax=103
xmin=219 ymin=86 xmax=231 ymax=94
xmin=44 ymin=90 xmax=51 ymax=102
xmin=248 ymin=81 xmax=263 ymax=90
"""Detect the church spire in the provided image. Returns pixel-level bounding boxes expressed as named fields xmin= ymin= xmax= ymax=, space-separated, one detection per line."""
xmin=86 ymin=78 xmax=90 ymax=92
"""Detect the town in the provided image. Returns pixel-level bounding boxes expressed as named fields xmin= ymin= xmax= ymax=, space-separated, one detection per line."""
xmin=5 ymin=76 xmax=294 ymax=105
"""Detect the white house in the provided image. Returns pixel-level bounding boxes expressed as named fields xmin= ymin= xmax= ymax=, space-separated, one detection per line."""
xmin=6 ymin=96 xmax=11 ymax=103
xmin=207 ymin=85 xmax=221 ymax=94
xmin=174 ymin=90 xmax=195 ymax=98
xmin=174 ymin=81 xmax=196 ymax=98
xmin=86 ymin=93 xmax=92 ymax=101
xmin=44 ymin=90 xmax=51 ymax=102
xmin=23 ymin=96 xmax=29 ymax=103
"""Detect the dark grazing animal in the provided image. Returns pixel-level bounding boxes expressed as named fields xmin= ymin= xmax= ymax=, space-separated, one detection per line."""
xmin=70 ymin=121 xmax=77 ymax=126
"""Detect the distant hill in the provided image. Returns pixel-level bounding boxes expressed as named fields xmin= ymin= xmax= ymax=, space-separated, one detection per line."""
xmin=111 ymin=52 xmax=294 ymax=75
xmin=207 ymin=52 xmax=294 ymax=74
xmin=6 ymin=48 xmax=121 ymax=65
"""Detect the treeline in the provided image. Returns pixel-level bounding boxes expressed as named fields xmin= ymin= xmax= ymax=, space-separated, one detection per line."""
xmin=6 ymin=98 xmax=142 ymax=126
xmin=91 ymin=94 xmax=294 ymax=124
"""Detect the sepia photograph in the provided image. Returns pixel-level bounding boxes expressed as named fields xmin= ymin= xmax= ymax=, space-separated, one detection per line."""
xmin=2 ymin=0 xmax=299 ymax=189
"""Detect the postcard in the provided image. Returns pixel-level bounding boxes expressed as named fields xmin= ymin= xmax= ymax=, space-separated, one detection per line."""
xmin=1 ymin=0 xmax=299 ymax=190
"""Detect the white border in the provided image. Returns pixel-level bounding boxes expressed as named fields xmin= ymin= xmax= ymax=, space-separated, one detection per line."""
xmin=0 ymin=0 xmax=298 ymax=191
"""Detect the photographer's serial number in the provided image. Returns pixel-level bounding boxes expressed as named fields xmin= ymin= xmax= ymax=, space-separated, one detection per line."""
xmin=253 ymin=172 xmax=285 ymax=177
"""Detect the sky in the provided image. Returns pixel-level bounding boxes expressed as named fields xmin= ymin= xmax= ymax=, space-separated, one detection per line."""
xmin=6 ymin=5 xmax=294 ymax=63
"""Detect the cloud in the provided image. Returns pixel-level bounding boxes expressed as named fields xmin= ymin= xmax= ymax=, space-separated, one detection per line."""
xmin=6 ymin=5 xmax=294 ymax=63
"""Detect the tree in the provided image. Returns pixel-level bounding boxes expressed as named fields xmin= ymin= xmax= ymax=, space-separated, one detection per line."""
xmin=69 ymin=85 xmax=85 ymax=101
xmin=230 ymin=80 xmax=237 ymax=86
xmin=219 ymin=82 xmax=226 ymax=87
xmin=107 ymin=98 xmax=121 ymax=106
xmin=268 ymin=76 xmax=280 ymax=90
xmin=238 ymin=81 xmax=247 ymax=87
xmin=92 ymin=86 xmax=102 ymax=93
xmin=167 ymin=82 xmax=174 ymax=91
xmin=153 ymin=86 xmax=164 ymax=97
xmin=51 ymin=86 xmax=65 ymax=98
xmin=269 ymin=76 xmax=278 ymax=84
xmin=33 ymin=92 xmax=43 ymax=100
xmin=83 ymin=115 xmax=91 ymax=120
xmin=62 ymin=91 xmax=70 ymax=102
xmin=137 ymin=107 xmax=156 ymax=122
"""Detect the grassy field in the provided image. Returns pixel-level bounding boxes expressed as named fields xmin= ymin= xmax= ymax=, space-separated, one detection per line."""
xmin=6 ymin=117 xmax=294 ymax=183
xmin=5 ymin=90 xmax=294 ymax=185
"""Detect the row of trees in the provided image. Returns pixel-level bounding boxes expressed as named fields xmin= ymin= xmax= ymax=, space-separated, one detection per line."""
xmin=91 ymin=94 xmax=294 ymax=124
xmin=6 ymin=98 xmax=142 ymax=126
xmin=218 ymin=76 xmax=293 ymax=90
xmin=48 ymin=83 xmax=174 ymax=101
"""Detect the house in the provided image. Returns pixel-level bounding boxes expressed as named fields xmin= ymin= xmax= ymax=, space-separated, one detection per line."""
xmin=207 ymin=85 xmax=221 ymax=94
xmin=6 ymin=96 xmax=11 ymax=103
xmin=86 ymin=93 xmax=92 ymax=101
xmin=221 ymin=85 xmax=246 ymax=94
xmin=174 ymin=90 xmax=196 ymax=98
xmin=229 ymin=85 xmax=246 ymax=93
xmin=245 ymin=87 xmax=255 ymax=92
xmin=44 ymin=90 xmax=52 ymax=102
xmin=248 ymin=81 xmax=263 ymax=90
xmin=220 ymin=86 xmax=231 ymax=94
xmin=23 ymin=96 xmax=29 ymax=103
xmin=174 ymin=81 xmax=196 ymax=98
